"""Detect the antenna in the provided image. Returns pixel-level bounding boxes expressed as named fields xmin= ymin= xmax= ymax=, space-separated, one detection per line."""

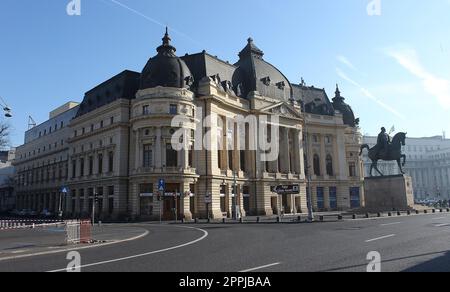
xmin=28 ymin=116 xmax=37 ymax=130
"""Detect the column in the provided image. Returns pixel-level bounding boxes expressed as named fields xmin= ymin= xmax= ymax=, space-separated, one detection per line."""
xmin=280 ymin=127 xmax=290 ymax=173
xmin=319 ymin=134 xmax=327 ymax=177
xmin=181 ymin=182 xmax=192 ymax=220
xmin=155 ymin=127 xmax=162 ymax=168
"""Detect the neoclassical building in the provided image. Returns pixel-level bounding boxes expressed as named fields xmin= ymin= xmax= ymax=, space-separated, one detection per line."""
xmin=14 ymin=31 xmax=364 ymax=220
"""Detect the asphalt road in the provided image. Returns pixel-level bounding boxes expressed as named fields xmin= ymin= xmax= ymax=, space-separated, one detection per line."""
xmin=0 ymin=213 xmax=449 ymax=272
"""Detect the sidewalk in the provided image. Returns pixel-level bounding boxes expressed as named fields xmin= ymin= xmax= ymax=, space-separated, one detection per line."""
xmin=0 ymin=224 xmax=148 ymax=260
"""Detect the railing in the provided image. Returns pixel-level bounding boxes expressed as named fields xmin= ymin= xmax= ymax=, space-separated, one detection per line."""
xmin=65 ymin=220 xmax=92 ymax=244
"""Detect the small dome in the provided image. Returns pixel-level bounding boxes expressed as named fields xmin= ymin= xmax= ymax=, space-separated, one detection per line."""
xmin=332 ymin=85 xmax=357 ymax=127
xmin=234 ymin=38 xmax=292 ymax=100
xmin=140 ymin=28 xmax=194 ymax=90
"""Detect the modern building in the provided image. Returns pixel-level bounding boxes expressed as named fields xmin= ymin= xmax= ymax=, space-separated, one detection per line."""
xmin=0 ymin=149 xmax=16 ymax=213
xmin=14 ymin=102 xmax=79 ymax=214
xmin=14 ymin=31 xmax=364 ymax=220
xmin=362 ymin=135 xmax=450 ymax=199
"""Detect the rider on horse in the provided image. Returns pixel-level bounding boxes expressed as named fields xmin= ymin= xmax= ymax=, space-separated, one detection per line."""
xmin=377 ymin=127 xmax=391 ymax=159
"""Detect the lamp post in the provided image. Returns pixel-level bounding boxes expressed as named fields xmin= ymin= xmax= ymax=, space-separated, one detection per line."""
xmin=303 ymin=117 xmax=314 ymax=222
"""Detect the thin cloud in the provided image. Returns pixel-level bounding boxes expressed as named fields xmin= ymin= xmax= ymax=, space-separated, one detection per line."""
xmin=105 ymin=0 xmax=202 ymax=46
xmin=336 ymin=68 xmax=406 ymax=120
xmin=386 ymin=48 xmax=450 ymax=110
xmin=337 ymin=55 xmax=358 ymax=71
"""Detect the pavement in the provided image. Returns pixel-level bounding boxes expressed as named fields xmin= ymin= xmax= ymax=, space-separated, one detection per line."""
xmin=0 ymin=212 xmax=449 ymax=272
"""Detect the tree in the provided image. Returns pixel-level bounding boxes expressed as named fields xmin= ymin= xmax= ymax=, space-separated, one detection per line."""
xmin=0 ymin=122 xmax=10 ymax=150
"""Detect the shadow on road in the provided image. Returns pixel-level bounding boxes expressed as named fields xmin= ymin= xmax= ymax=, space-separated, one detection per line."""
xmin=402 ymin=251 xmax=450 ymax=272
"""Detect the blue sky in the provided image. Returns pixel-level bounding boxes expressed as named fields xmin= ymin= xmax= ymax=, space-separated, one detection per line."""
xmin=1 ymin=0 xmax=450 ymax=147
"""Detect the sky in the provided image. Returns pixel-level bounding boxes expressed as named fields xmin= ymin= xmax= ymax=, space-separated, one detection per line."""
xmin=1 ymin=0 xmax=450 ymax=147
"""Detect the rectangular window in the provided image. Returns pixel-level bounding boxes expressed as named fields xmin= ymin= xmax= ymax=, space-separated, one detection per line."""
xmin=110 ymin=116 xmax=114 ymax=125
xmin=98 ymin=154 xmax=103 ymax=174
xmin=350 ymin=187 xmax=361 ymax=208
xmin=139 ymin=183 xmax=153 ymax=195
xmin=240 ymin=150 xmax=246 ymax=172
xmin=349 ymin=162 xmax=356 ymax=177
xmin=72 ymin=160 xmax=76 ymax=179
xmin=169 ymin=104 xmax=178 ymax=115
xmin=143 ymin=105 xmax=150 ymax=115
xmin=109 ymin=198 xmax=114 ymax=214
xmin=108 ymin=151 xmax=114 ymax=172
xmin=188 ymin=148 xmax=193 ymax=167
xmin=329 ymin=187 xmax=337 ymax=210
xmin=79 ymin=158 xmax=84 ymax=177
xmin=228 ymin=150 xmax=233 ymax=170
xmin=317 ymin=187 xmax=325 ymax=210
xmin=88 ymin=156 xmax=93 ymax=175
xmin=143 ymin=144 xmax=153 ymax=168
xmin=100 ymin=120 xmax=104 ymax=128
xmin=166 ymin=144 xmax=178 ymax=167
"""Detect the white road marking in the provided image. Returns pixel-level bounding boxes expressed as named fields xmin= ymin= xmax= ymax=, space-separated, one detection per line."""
xmin=431 ymin=217 xmax=446 ymax=220
xmin=365 ymin=234 xmax=396 ymax=243
xmin=0 ymin=230 xmax=149 ymax=262
xmin=434 ymin=223 xmax=450 ymax=227
xmin=380 ymin=222 xmax=402 ymax=226
xmin=48 ymin=226 xmax=208 ymax=272
xmin=240 ymin=262 xmax=281 ymax=273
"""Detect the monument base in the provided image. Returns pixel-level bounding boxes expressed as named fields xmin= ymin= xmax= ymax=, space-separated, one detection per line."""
xmin=364 ymin=175 xmax=415 ymax=211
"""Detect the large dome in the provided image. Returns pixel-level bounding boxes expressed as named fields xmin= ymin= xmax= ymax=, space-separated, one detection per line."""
xmin=234 ymin=38 xmax=292 ymax=101
xmin=332 ymin=85 xmax=358 ymax=127
xmin=140 ymin=29 xmax=194 ymax=90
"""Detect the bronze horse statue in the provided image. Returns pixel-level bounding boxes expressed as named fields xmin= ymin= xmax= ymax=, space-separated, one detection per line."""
xmin=359 ymin=132 xmax=407 ymax=177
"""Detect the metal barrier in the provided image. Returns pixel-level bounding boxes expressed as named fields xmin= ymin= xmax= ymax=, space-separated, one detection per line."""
xmin=0 ymin=219 xmax=64 ymax=230
xmin=65 ymin=220 xmax=92 ymax=245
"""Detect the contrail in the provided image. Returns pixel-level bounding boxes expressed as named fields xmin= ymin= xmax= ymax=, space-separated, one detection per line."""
xmin=104 ymin=0 xmax=202 ymax=46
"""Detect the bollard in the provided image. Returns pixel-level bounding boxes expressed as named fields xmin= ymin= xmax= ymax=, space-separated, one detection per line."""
xmin=407 ymin=210 xmax=411 ymax=215
xmin=222 ymin=218 xmax=226 ymax=224
xmin=415 ymin=210 xmax=419 ymax=215
xmin=276 ymin=217 xmax=280 ymax=223
xmin=447 ymin=208 xmax=450 ymax=212
xmin=440 ymin=209 xmax=443 ymax=213
xmin=432 ymin=209 xmax=436 ymax=213
xmin=319 ymin=216 xmax=324 ymax=222
xmin=352 ymin=214 xmax=356 ymax=220
xmin=194 ymin=218 xmax=198 ymax=224
xmin=388 ymin=212 xmax=392 ymax=217
xmin=377 ymin=213 xmax=381 ymax=218
xmin=257 ymin=217 xmax=260 ymax=223
xmin=397 ymin=211 xmax=401 ymax=216
xmin=338 ymin=215 xmax=343 ymax=220
xmin=424 ymin=210 xmax=428 ymax=214
xmin=239 ymin=218 xmax=243 ymax=224
xmin=365 ymin=213 xmax=370 ymax=219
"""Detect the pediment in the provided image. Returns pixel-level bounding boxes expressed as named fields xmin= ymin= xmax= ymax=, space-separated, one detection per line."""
xmin=260 ymin=102 xmax=303 ymax=120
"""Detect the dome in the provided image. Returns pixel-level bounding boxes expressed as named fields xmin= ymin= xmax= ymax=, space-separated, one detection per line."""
xmin=140 ymin=28 xmax=194 ymax=90
xmin=332 ymin=85 xmax=358 ymax=127
xmin=234 ymin=38 xmax=292 ymax=101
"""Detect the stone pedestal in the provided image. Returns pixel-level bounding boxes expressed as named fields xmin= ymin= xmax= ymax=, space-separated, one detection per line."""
xmin=364 ymin=175 xmax=414 ymax=211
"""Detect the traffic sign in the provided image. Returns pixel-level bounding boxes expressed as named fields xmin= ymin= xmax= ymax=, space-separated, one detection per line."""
xmin=158 ymin=179 xmax=165 ymax=192
xmin=61 ymin=186 xmax=69 ymax=194
xmin=271 ymin=184 xmax=300 ymax=195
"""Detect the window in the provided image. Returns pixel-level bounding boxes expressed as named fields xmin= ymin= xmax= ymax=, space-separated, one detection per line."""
xmin=80 ymin=158 xmax=84 ymax=177
xmin=143 ymin=144 xmax=152 ymax=168
xmin=82 ymin=128 xmax=85 ymax=135
xmin=188 ymin=148 xmax=193 ymax=168
xmin=329 ymin=187 xmax=337 ymax=209
xmin=240 ymin=150 xmax=246 ymax=171
xmin=228 ymin=150 xmax=233 ymax=170
xmin=98 ymin=154 xmax=103 ymax=174
xmin=317 ymin=187 xmax=325 ymax=210
xmin=88 ymin=156 xmax=93 ymax=175
xmin=108 ymin=151 xmax=114 ymax=172
xmin=91 ymin=124 xmax=94 ymax=132
xmin=74 ymin=130 xmax=77 ymax=137
xmin=100 ymin=120 xmax=104 ymax=128
xmin=72 ymin=160 xmax=76 ymax=179
xmin=166 ymin=144 xmax=178 ymax=167
xmin=169 ymin=104 xmax=178 ymax=115
xmin=110 ymin=116 xmax=114 ymax=125
xmin=349 ymin=162 xmax=357 ymax=177
xmin=60 ymin=121 xmax=64 ymax=128
xmin=326 ymin=155 xmax=333 ymax=176
xmin=142 ymin=105 xmax=150 ymax=115
xmin=313 ymin=154 xmax=321 ymax=176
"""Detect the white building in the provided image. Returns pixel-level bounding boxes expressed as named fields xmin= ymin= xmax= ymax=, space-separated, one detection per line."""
xmin=362 ymin=135 xmax=450 ymax=199
xmin=0 ymin=149 xmax=16 ymax=212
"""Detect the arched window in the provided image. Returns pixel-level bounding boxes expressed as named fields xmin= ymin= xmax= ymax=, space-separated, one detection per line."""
xmin=326 ymin=155 xmax=333 ymax=176
xmin=313 ymin=154 xmax=321 ymax=176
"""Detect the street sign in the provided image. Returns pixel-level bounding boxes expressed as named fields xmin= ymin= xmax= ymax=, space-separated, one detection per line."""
xmin=205 ymin=193 xmax=212 ymax=204
xmin=158 ymin=179 xmax=165 ymax=192
xmin=271 ymin=184 xmax=300 ymax=195
xmin=61 ymin=187 xmax=69 ymax=194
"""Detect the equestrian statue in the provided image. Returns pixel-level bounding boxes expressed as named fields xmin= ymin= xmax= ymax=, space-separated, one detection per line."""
xmin=359 ymin=127 xmax=407 ymax=177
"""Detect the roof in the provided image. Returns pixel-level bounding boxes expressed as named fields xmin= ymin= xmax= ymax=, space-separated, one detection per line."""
xmin=292 ymin=84 xmax=335 ymax=116
xmin=76 ymin=70 xmax=140 ymax=117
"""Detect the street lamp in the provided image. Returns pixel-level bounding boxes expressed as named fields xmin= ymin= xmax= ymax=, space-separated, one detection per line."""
xmin=303 ymin=116 xmax=314 ymax=222
xmin=0 ymin=97 xmax=12 ymax=118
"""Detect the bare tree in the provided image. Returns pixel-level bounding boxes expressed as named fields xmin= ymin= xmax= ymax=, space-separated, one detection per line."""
xmin=0 ymin=122 xmax=10 ymax=149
